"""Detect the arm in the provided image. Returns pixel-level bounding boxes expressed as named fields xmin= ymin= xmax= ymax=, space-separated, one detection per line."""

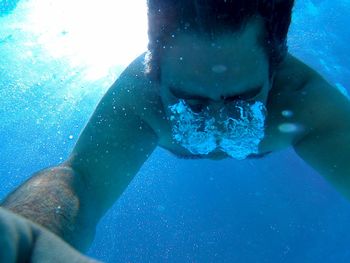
xmin=1 ymin=62 xmax=158 ymax=250
xmin=292 ymin=70 xmax=350 ymax=200
xmin=1 ymin=165 xmax=94 ymax=251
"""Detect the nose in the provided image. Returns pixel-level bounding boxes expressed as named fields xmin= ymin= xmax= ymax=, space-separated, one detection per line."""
xmin=207 ymin=100 xmax=244 ymax=121
xmin=204 ymin=103 xmax=221 ymax=122
xmin=206 ymin=101 xmax=224 ymax=114
xmin=206 ymin=102 xmax=230 ymax=124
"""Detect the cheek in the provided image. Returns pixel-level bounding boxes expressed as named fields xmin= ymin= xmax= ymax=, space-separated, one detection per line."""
xmin=162 ymin=101 xmax=175 ymax=119
xmin=161 ymin=97 xmax=183 ymax=120
xmin=257 ymin=86 xmax=270 ymax=105
xmin=260 ymin=92 xmax=269 ymax=105
xmin=160 ymin=88 xmax=176 ymax=112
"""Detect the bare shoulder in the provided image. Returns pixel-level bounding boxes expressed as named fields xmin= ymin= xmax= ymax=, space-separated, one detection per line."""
xmin=272 ymin=53 xmax=317 ymax=93
xmin=66 ymin=54 xmax=160 ymax=213
xmin=271 ymin=53 xmax=350 ymax=143
xmin=107 ymin=53 xmax=163 ymax=121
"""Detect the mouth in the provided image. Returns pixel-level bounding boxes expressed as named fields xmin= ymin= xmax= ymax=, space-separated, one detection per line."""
xmin=169 ymin=99 xmax=266 ymax=160
xmin=205 ymin=150 xmax=229 ymax=160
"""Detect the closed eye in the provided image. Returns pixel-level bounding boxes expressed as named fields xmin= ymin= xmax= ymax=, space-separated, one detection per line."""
xmin=186 ymin=99 xmax=206 ymax=112
xmin=223 ymin=86 xmax=263 ymax=102
xmin=169 ymin=84 xmax=263 ymax=105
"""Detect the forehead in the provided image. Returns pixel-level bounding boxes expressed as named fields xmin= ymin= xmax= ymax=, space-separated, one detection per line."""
xmin=160 ymin=19 xmax=269 ymax=95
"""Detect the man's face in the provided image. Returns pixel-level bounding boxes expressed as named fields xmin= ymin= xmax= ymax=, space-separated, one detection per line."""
xmin=159 ymin=18 xmax=271 ymax=159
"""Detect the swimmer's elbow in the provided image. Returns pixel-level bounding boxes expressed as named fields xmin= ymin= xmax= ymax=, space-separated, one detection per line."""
xmin=54 ymin=163 xmax=103 ymax=250
xmin=59 ymin=161 xmax=104 ymax=221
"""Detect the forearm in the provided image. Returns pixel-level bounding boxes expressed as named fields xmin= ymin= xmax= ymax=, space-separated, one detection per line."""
xmin=0 ymin=165 xmax=97 ymax=251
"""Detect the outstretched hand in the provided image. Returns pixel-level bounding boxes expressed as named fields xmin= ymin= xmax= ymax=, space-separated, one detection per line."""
xmin=0 ymin=207 xmax=101 ymax=263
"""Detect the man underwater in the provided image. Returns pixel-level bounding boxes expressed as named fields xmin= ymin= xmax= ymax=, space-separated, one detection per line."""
xmin=1 ymin=0 xmax=350 ymax=261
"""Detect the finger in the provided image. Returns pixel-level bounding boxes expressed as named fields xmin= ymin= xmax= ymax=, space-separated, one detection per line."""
xmin=0 ymin=208 xmax=33 ymax=263
xmin=31 ymin=227 xmax=101 ymax=263
xmin=0 ymin=219 xmax=16 ymax=263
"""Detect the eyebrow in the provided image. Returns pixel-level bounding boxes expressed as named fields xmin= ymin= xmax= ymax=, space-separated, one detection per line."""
xmin=169 ymin=85 xmax=263 ymax=101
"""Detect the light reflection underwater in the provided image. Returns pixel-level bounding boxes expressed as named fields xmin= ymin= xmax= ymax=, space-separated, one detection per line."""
xmin=169 ymin=99 xmax=267 ymax=160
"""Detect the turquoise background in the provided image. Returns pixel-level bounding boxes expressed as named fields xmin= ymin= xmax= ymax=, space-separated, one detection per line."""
xmin=1 ymin=0 xmax=350 ymax=262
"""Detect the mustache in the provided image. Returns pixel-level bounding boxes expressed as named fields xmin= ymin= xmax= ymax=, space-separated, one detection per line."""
xmin=169 ymin=99 xmax=266 ymax=160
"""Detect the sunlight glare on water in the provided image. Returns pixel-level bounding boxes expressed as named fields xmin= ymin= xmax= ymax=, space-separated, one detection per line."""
xmin=7 ymin=0 xmax=148 ymax=80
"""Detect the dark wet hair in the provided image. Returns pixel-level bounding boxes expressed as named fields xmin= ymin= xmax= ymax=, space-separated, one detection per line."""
xmin=146 ymin=0 xmax=295 ymax=80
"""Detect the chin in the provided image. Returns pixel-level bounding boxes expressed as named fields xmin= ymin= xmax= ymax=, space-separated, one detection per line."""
xmin=206 ymin=151 xmax=229 ymax=160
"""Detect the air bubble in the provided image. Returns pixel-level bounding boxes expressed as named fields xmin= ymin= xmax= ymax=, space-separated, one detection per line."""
xmin=278 ymin=123 xmax=302 ymax=133
xmin=281 ymin=110 xmax=293 ymax=118
xmin=212 ymin=64 xmax=227 ymax=73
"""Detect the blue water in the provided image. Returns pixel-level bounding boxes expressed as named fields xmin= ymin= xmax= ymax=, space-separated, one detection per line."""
xmin=0 ymin=0 xmax=20 ymax=16
xmin=1 ymin=0 xmax=350 ymax=262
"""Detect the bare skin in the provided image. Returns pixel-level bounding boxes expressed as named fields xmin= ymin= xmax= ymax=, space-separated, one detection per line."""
xmin=1 ymin=18 xmax=350 ymax=262
xmin=66 ymin=18 xmax=350 ymax=213
xmin=65 ymin=18 xmax=350 ymax=229
xmin=0 ymin=207 xmax=99 ymax=263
